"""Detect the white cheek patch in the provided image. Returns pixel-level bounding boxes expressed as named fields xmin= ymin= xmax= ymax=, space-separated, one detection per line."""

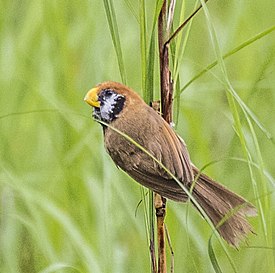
xmin=100 ymin=93 xmax=119 ymax=120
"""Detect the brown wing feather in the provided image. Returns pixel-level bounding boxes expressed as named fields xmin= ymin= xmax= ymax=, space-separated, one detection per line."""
xmin=161 ymin=120 xmax=193 ymax=182
xmin=104 ymin=104 xmax=193 ymax=200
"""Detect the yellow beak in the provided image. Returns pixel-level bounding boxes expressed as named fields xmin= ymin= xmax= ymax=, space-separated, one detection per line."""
xmin=84 ymin=87 xmax=100 ymax=108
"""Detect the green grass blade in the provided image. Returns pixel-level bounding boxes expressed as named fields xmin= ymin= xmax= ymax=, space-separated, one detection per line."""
xmin=173 ymin=1 xmax=198 ymax=126
xmin=123 ymin=0 xmax=139 ymax=22
xmin=143 ymin=0 xmax=163 ymax=104
xmin=139 ymin=0 xmax=147 ymax=99
xmin=200 ymin=0 xmax=274 ymax=269
xmin=178 ymin=25 xmax=275 ymax=140
xmin=179 ymin=25 xmax=275 ymax=96
xmin=25 ymin=191 xmax=101 ymax=272
xmin=208 ymin=237 xmax=222 ymax=273
xmin=144 ymin=30 xmax=156 ymax=104
xmin=38 ymin=263 xmax=81 ymax=273
xmin=103 ymin=0 xmax=127 ymax=84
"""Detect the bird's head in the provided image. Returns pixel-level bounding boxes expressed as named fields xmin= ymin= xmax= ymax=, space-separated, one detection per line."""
xmin=84 ymin=81 xmax=144 ymax=123
xmin=84 ymin=81 xmax=127 ymax=123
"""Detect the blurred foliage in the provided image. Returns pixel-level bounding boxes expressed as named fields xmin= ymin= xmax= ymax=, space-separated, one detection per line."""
xmin=0 ymin=0 xmax=275 ymax=272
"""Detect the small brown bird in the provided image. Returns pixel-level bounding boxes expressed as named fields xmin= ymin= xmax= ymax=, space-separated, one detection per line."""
xmin=84 ymin=81 xmax=257 ymax=247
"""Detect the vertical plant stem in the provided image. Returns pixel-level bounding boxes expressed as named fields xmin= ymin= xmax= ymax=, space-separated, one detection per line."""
xmin=158 ymin=0 xmax=173 ymax=124
xmin=165 ymin=224 xmax=175 ymax=273
xmin=155 ymin=1 xmax=210 ymax=272
xmin=149 ymin=191 xmax=157 ymax=273
xmin=155 ymin=1 xmax=175 ymax=272
xmin=156 ymin=3 xmax=167 ymax=270
xmin=155 ymin=193 xmax=167 ymax=273
xmin=156 ymin=4 xmax=168 ymax=268
xmin=151 ymin=99 xmax=166 ymax=273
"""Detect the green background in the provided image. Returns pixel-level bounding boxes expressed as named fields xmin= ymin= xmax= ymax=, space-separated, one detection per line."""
xmin=0 ymin=0 xmax=275 ymax=272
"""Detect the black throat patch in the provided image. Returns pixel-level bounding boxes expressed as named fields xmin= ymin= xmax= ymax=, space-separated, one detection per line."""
xmin=93 ymin=89 xmax=126 ymax=123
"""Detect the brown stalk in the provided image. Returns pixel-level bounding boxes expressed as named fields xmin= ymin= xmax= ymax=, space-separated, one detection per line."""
xmin=155 ymin=1 xmax=210 ymax=272
xmin=158 ymin=0 xmax=173 ymax=125
xmin=155 ymin=1 xmax=172 ymax=273
xmin=155 ymin=193 xmax=167 ymax=273
xmin=151 ymin=99 xmax=167 ymax=273
xmin=165 ymin=0 xmax=209 ymax=46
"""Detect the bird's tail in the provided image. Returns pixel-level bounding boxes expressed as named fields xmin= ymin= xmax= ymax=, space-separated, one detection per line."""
xmin=192 ymin=167 xmax=257 ymax=247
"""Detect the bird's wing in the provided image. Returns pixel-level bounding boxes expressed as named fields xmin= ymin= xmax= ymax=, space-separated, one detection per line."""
xmin=159 ymin=120 xmax=194 ymax=183
xmin=123 ymin=118 xmax=193 ymax=201
xmin=105 ymin=106 xmax=194 ymax=200
xmin=128 ymin=110 xmax=194 ymax=185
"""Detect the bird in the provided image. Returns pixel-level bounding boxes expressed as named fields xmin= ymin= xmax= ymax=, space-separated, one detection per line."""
xmin=84 ymin=81 xmax=257 ymax=247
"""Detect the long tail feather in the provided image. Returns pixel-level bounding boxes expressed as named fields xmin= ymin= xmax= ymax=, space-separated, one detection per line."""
xmin=192 ymin=167 xmax=257 ymax=247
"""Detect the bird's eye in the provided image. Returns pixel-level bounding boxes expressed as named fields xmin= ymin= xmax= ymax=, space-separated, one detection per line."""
xmin=98 ymin=89 xmax=112 ymax=102
xmin=104 ymin=89 xmax=114 ymax=97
